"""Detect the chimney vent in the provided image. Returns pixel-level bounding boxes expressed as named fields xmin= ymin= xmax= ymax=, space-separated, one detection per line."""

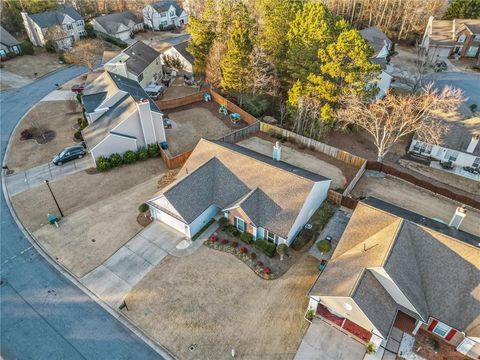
xmin=449 ymin=205 xmax=467 ymax=229
xmin=467 ymin=133 xmax=480 ymax=153
xmin=273 ymin=141 xmax=281 ymax=161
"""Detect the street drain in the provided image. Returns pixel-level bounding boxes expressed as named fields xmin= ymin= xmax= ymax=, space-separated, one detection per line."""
xmin=188 ymin=344 xmax=197 ymax=352
xmin=91 ymin=239 xmax=96 ymax=242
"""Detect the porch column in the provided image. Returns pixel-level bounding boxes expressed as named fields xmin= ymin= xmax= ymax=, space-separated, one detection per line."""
xmin=412 ymin=320 xmax=422 ymax=335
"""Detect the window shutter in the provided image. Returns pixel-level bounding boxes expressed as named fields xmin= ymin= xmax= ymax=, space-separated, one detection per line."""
xmin=445 ymin=329 xmax=457 ymax=341
xmin=428 ymin=319 xmax=438 ymax=331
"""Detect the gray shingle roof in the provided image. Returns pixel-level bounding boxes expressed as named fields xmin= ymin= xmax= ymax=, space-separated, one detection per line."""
xmin=152 ymin=1 xmax=183 ymax=14
xmin=82 ymin=92 xmax=107 ymax=113
xmin=122 ymin=41 xmax=160 ymax=76
xmin=94 ymin=11 xmax=141 ymax=35
xmin=29 ymin=6 xmax=82 ymax=28
xmin=436 ymin=116 xmax=480 ymax=156
xmin=310 ymin=198 xmax=480 ymax=337
xmin=0 ymin=26 xmax=19 ymax=46
xmin=360 ymin=26 xmax=392 ymax=57
xmin=151 ymin=139 xmax=330 ymax=237
xmin=173 ymin=41 xmax=193 ymax=64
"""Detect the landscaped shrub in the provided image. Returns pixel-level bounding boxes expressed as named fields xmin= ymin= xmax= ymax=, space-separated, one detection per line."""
xmin=20 ymin=129 xmax=33 ymax=140
xmin=254 ymin=240 xmax=276 ymax=258
xmin=20 ymin=41 xmax=34 ymax=55
xmin=96 ymin=156 xmax=110 ymax=172
xmin=147 ymin=143 xmax=160 ymax=157
xmin=276 ymin=244 xmax=288 ymax=260
xmin=77 ymin=117 xmax=88 ymax=130
xmin=316 ymin=239 xmax=332 ymax=253
xmin=109 ymin=153 xmax=123 ymax=167
xmin=138 ymin=203 xmax=149 ymax=216
xmin=122 ymin=150 xmax=137 ymax=164
xmin=218 ymin=217 xmax=228 ymax=228
xmin=291 ymin=228 xmax=315 ymax=251
xmin=209 ymin=235 xmax=218 ymax=242
xmin=256 ymin=260 xmax=263 ymax=267
xmin=243 ymin=95 xmax=270 ymax=117
xmin=45 ymin=40 xmax=57 ymax=53
xmin=231 ymin=241 xmax=238 ymax=248
xmin=136 ymin=147 xmax=149 ymax=160
xmin=305 ymin=309 xmax=315 ymax=321
xmin=74 ymin=130 xmax=83 ymax=141
xmin=365 ymin=342 xmax=377 ymax=355
xmin=221 ymin=239 xmax=228 ymax=245
xmin=226 ymin=224 xmax=240 ymax=237
xmin=263 ymin=267 xmax=271 ymax=275
xmin=240 ymin=232 xmax=253 ymax=244
xmin=249 ymin=252 xmax=257 ymax=260
xmin=239 ymin=247 xmax=248 ymax=254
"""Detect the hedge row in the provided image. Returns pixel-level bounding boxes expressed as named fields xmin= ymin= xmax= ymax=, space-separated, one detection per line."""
xmin=254 ymin=239 xmax=276 ymax=258
xmin=96 ymin=143 xmax=160 ymax=171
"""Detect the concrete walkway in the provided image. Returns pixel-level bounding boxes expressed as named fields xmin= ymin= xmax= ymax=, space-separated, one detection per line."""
xmin=80 ymin=221 xmax=218 ymax=308
xmin=5 ymin=156 xmax=93 ymax=196
xmin=40 ymin=89 xmax=76 ymax=101
xmin=294 ymin=319 xmax=365 ymax=360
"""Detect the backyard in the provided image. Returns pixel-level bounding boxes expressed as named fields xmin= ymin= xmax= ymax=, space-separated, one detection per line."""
xmin=123 ymin=246 xmax=319 ymax=360
xmin=6 ymin=100 xmax=82 ymax=171
xmin=165 ymin=101 xmax=248 ymax=156
xmin=162 ymin=76 xmax=200 ymax=100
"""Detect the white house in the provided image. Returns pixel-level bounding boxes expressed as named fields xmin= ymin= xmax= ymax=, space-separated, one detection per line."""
xmin=308 ymin=197 xmax=480 ymax=359
xmin=409 ymin=116 xmax=480 ymax=177
xmin=0 ymin=26 xmax=22 ymax=58
xmin=161 ymin=40 xmax=193 ymax=73
xmin=21 ymin=6 xmax=85 ymax=49
xmin=91 ymin=11 xmax=143 ymax=41
xmin=143 ymin=1 xmax=188 ymax=30
xmin=104 ymin=41 xmax=163 ymax=88
xmin=81 ymin=71 xmax=166 ymax=162
xmin=147 ymin=139 xmax=331 ymax=242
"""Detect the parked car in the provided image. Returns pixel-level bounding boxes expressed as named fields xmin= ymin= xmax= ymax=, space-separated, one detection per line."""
xmin=71 ymin=83 xmax=85 ymax=93
xmin=52 ymin=146 xmax=86 ymax=166
xmin=463 ymin=166 xmax=479 ymax=175
xmin=440 ymin=161 xmax=454 ymax=170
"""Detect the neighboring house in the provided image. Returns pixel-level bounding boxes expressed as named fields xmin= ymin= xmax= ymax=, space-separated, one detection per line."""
xmin=148 ymin=139 xmax=331 ymax=242
xmin=409 ymin=116 xmax=480 ymax=170
xmin=308 ymin=197 xmax=480 ymax=359
xmin=143 ymin=1 xmax=188 ymax=30
xmin=421 ymin=17 xmax=480 ymax=61
xmin=104 ymin=41 xmax=163 ymax=88
xmin=91 ymin=11 xmax=143 ymax=41
xmin=21 ymin=6 xmax=85 ymax=49
xmin=161 ymin=40 xmax=193 ymax=73
xmin=360 ymin=26 xmax=394 ymax=99
xmin=0 ymin=26 xmax=22 ymax=58
xmin=81 ymin=71 xmax=166 ymax=161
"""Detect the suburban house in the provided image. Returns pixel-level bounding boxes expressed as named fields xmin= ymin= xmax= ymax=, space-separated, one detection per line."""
xmin=104 ymin=40 xmax=163 ymax=88
xmin=421 ymin=16 xmax=480 ymax=61
xmin=148 ymin=139 xmax=331 ymax=242
xmin=360 ymin=26 xmax=393 ymax=99
xmin=21 ymin=6 xmax=85 ymax=48
xmin=91 ymin=11 xmax=143 ymax=41
xmin=409 ymin=116 xmax=480 ymax=177
xmin=161 ymin=40 xmax=193 ymax=73
xmin=308 ymin=197 xmax=480 ymax=359
xmin=142 ymin=1 xmax=188 ymax=30
xmin=81 ymin=71 xmax=166 ymax=161
xmin=0 ymin=26 xmax=22 ymax=58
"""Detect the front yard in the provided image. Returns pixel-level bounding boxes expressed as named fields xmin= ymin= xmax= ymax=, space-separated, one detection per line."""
xmin=6 ymin=100 xmax=81 ymax=171
xmin=123 ymin=246 xmax=319 ymax=360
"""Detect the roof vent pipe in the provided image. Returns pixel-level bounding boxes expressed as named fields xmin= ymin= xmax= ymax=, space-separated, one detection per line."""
xmin=449 ymin=205 xmax=467 ymax=230
xmin=273 ymin=141 xmax=281 ymax=161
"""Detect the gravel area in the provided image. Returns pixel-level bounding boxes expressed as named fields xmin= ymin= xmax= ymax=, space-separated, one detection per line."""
xmin=123 ymin=246 xmax=319 ymax=360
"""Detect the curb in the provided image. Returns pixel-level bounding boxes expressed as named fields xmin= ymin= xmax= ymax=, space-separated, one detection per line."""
xmin=1 ymin=72 xmax=176 ymax=360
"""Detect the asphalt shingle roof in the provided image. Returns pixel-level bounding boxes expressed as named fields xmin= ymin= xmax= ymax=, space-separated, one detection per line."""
xmin=93 ymin=11 xmax=141 ymax=35
xmin=29 ymin=6 xmax=82 ymax=28
xmin=173 ymin=41 xmax=194 ymax=64
xmin=0 ymin=25 xmax=19 ymax=46
xmin=151 ymin=1 xmax=183 ymax=14
xmin=122 ymin=41 xmax=160 ymax=76
xmin=360 ymin=26 xmax=392 ymax=57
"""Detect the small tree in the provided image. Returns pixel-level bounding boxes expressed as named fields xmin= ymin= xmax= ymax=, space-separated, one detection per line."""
xmin=162 ymin=54 xmax=185 ymax=71
xmin=316 ymin=240 xmax=332 ymax=254
xmin=20 ymin=41 xmax=34 ymax=55
xmin=365 ymin=342 xmax=377 ymax=355
xmin=138 ymin=203 xmax=149 ymax=218
xmin=64 ymin=39 xmax=105 ymax=72
xmin=276 ymin=243 xmax=288 ymax=261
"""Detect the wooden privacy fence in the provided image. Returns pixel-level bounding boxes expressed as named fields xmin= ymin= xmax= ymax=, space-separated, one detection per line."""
xmin=328 ymin=190 xmax=358 ymax=210
xmin=342 ymin=160 xmax=367 ymax=196
xmin=160 ymin=148 xmax=192 ymax=169
xmin=367 ymin=161 xmax=480 ymax=210
xmin=156 ymin=92 xmax=204 ymax=110
xmin=217 ymin=121 xmax=260 ymax=143
xmin=259 ymin=123 xmax=366 ymax=168
xmin=210 ymin=90 xmax=258 ymax=125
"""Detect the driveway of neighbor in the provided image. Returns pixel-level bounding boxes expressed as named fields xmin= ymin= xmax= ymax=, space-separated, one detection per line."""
xmin=352 ymin=171 xmax=480 ymax=237
xmin=294 ymin=319 xmax=365 ymax=360
xmin=123 ymin=246 xmax=320 ymax=360
xmin=238 ymin=137 xmax=347 ymax=189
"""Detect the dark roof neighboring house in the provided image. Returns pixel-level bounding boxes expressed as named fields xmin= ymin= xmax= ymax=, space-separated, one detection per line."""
xmin=28 ymin=6 xmax=82 ymax=28
xmin=0 ymin=26 xmax=20 ymax=47
xmin=151 ymin=1 xmax=183 ymax=14
xmin=360 ymin=26 xmax=392 ymax=58
xmin=122 ymin=41 xmax=160 ymax=76
xmin=151 ymin=139 xmax=331 ymax=237
xmin=310 ymin=197 xmax=480 ymax=338
xmin=93 ymin=11 xmax=141 ymax=35
xmin=172 ymin=41 xmax=193 ymax=64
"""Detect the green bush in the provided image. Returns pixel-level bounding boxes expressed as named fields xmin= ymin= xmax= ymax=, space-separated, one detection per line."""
xmin=291 ymin=228 xmax=315 ymax=251
xmin=20 ymin=41 xmax=34 ymax=55
xmin=73 ymin=130 xmax=83 ymax=141
xmin=96 ymin=156 xmax=110 ymax=171
xmin=77 ymin=116 xmax=88 ymax=130
xmin=109 ymin=153 xmax=123 ymax=167
xmin=310 ymin=201 xmax=336 ymax=234
xmin=138 ymin=203 xmax=149 ymax=214
xmin=276 ymin=243 xmax=288 ymax=260
xmin=218 ymin=217 xmax=228 ymax=228
xmin=225 ymin=224 xmax=240 ymax=237
xmin=254 ymin=240 xmax=276 ymax=258
xmin=365 ymin=342 xmax=377 ymax=355
xmin=122 ymin=150 xmax=137 ymax=164
xmin=45 ymin=40 xmax=57 ymax=53
xmin=470 ymin=103 xmax=478 ymax=113
xmin=147 ymin=143 xmax=160 ymax=158
xmin=316 ymin=240 xmax=332 ymax=253
xmin=240 ymin=232 xmax=253 ymax=244
xmin=136 ymin=147 xmax=149 ymax=160
xmin=99 ymin=33 xmax=128 ymax=49
xmin=243 ymin=95 xmax=271 ymax=117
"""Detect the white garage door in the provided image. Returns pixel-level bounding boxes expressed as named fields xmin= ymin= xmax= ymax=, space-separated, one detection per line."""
xmin=152 ymin=208 xmax=189 ymax=237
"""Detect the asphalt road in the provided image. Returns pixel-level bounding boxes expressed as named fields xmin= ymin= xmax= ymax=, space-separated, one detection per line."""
xmin=1 ymin=66 xmax=166 ymax=359
xmin=425 ymin=71 xmax=480 ymax=107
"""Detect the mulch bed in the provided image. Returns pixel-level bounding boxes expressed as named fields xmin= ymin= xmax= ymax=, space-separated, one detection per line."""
xmin=137 ymin=211 xmax=153 ymax=227
xmin=20 ymin=128 xmax=56 ymax=144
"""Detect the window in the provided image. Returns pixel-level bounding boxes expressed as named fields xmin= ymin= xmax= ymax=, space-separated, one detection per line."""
xmin=444 ymin=149 xmax=458 ymax=162
xmin=265 ymin=230 xmax=277 ymax=244
xmin=235 ymin=217 xmax=245 ymax=232
xmin=473 ymin=157 xmax=480 ymax=168
xmin=466 ymin=45 xmax=479 ymax=57
xmin=432 ymin=321 xmax=451 ymax=338
xmin=413 ymin=141 xmax=431 ymax=154
xmin=161 ymin=20 xmax=168 ymax=26
xmin=66 ymin=23 xmax=73 ymax=30
xmin=474 ymin=34 xmax=480 ymax=41
xmin=457 ymin=34 xmax=466 ymax=43
xmin=170 ymin=10 xmax=175 ymax=16
xmin=137 ymin=73 xmax=144 ymax=82
xmin=0 ymin=49 xmax=6 ymax=58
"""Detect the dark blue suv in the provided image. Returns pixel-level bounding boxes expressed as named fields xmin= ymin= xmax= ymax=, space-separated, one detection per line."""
xmin=52 ymin=146 xmax=86 ymax=166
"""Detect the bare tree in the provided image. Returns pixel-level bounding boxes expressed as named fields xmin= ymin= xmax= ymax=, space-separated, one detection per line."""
xmin=162 ymin=54 xmax=186 ymax=71
xmin=336 ymin=84 xmax=464 ymax=161
xmin=292 ymin=96 xmax=328 ymax=140
xmin=64 ymin=39 xmax=105 ymax=72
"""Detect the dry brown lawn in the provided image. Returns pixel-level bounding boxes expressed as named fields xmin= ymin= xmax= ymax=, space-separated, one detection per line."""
xmin=352 ymin=173 xmax=480 ymax=237
xmin=6 ymin=101 xmax=82 ymax=171
xmin=123 ymin=246 xmax=319 ymax=360
xmin=1 ymin=51 xmax=65 ymax=79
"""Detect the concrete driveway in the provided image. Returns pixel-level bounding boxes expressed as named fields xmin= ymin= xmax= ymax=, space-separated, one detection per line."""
xmin=424 ymin=71 xmax=480 ymax=107
xmin=294 ymin=319 xmax=365 ymax=360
